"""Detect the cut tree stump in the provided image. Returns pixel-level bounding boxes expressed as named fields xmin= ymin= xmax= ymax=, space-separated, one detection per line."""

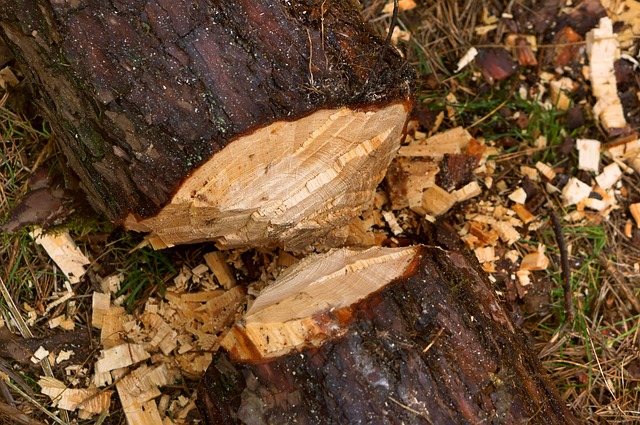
xmin=197 ymin=244 xmax=578 ymax=424
xmin=0 ymin=0 xmax=413 ymax=251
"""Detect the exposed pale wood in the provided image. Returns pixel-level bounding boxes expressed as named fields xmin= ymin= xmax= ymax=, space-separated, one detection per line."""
xmin=562 ymin=177 xmax=592 ymax=206
xmin=91 ymin=293 xmax=110 ymax=329
xmin=94 ymin=344 xmax=150 ymax=378
xmin=397 ymin=126 xmax=472 ymax=159
xmin=453 ymin=181 xmax=482 ymax=202
xmin=222 ymin=246 xmax=419 ymax=361
xmin=203 ymin=252 xmax=236 ymax=289
xmin=512 ymin=203 xmax=536 ymax=224
xmin=30 ymin=227 xmax=89 ymax=284
xmin=493 ymin=221 xmax=521 ymax=245
xmin=577 ymin=139 xmax=601 ymax=173
xmin=421 ymin=186 xmax=457 ymax=217
xmin=508 ymin=187 xmax=527 ymax=204
xmin=520 ymin=250 xmax=550 ymax=271
xmin=536 ymin=161 xmax=557 ymax=180
xmin=141 ymin=313 xmax=178 ymax=356
xmin=39 ymin=377 xmax=112 ymax=414
xmin=586 ymin=17 xmax=628 ymax=134
xmin=100 ymin=306 xmax=126 ymax=350
xmin=595 ymin=163 xmax=622 ymax=189
xmin=116 ymin=364 xmax=176 ymax=425
xmin=125 ymin=104 xmax=409 ymax=251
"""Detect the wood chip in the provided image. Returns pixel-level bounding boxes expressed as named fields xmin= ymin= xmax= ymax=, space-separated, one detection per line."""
xmin=40 ymin=377 xmax=113 ymax=414
xmin=30 ymin=227 xmax=90 ymax=284
xmin=382 ymin=211 xmax=403 ymax=235
xmin=535 ymin=162 xmax=556 ymax=180
xmin=456 ymin=47 xmax=478 ymax=73
xmin=549 ymin=77 xmax=574 ymax=110
xmin=116 ymin=364 xmax=176 ymax=425
xmin=474 ymin=246 xmax=497 ymax=263
xmin=520 ymin=251 xmax=550 ymax=271
xmin=562 ymin=177 xmax=592 ymax=206
xmin=586 ymin=17 xmax=628 ymax=133
xmin=493 ymin=221 xmax=520 ymax=245
xmin=595 ymin=162 xmax=622 ymax=189
xmin=397 ymin=127 xmax=472 ymax=159
xmin=453 ymin=181 xmax=482 ymax=202
xmin=203 ymin=251 xmax=236 ymax=289
xmin=94 ymin=343 xmax=150 ymax=377
xmin=511 ymin=204 xmax=536 ymax=224
xmin=421 ymin=186 xmax=457 ymax=217
xmin=577 ymin=139 xmax=601 ymax=172
xmin=31 ymin=346 xmax=49 ymax=364
xmin=520 ymin=166 xmax=539 ymax=181
xmin=91 ymin=292 xmax=111 ymax=329
xmin=508 ymin=188 xmax=527 ymax=204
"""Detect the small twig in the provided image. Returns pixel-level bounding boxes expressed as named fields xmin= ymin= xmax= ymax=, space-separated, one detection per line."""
xmin=422 ymin=328 xmax=445 ymax=353
xmin=0 ymin=399 xmax=46 ymax=425
xmin=3 ymin=379 xmax=67 ymax=425
xmin=550 ymin=211 xmax=574 ymax=323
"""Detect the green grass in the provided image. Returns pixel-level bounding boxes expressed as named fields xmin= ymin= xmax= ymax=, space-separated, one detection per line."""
xmin=116 ymin=241 xmax=177 ymax=311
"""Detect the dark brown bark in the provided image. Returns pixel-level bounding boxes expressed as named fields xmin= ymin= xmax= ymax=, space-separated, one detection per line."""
xmin=0 ymin=0 xmax=412 ymax=223
xmin=197 ymin=245 xmax=578 ymax=424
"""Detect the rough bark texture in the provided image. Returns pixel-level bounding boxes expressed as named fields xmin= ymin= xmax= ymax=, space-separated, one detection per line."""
xmin=0 ymin=0 xmax=412 ymax=224
xmin=197 ymin=245 xmax=578 ymax=424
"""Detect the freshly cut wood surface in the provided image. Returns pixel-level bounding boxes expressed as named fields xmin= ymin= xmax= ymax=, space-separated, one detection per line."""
xmin=222 ymin=245 xmax=419 ymax=360
xmin=125 ymin=103 xmax=410 ymax=250
xmin=0 ymin=0 xmax=413 ymax=249
xmin=199 ymin=245 xmax=578 ymax=424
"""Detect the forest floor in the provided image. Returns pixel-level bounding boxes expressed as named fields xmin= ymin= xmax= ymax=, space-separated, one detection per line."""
xmin=1 ymin=0 xmax=640 ymax=423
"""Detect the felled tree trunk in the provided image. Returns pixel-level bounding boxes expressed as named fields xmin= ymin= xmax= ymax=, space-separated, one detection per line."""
xmin=197 ymin=245 xmax=578 ymax=424
xmin=0 ymin=0 xmax=413 ymax=251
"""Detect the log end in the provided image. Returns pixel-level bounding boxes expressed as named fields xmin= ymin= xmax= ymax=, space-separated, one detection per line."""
xmin=221 ymin=245 xmax=420 ymax=361
xmin=124 ymin=102 xmax=411 ymax=251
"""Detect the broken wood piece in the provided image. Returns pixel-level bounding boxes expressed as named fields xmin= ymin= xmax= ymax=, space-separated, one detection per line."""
xmin=577 ymin=139 xmax=601 ymax=172
xmin=508 ymin=187 xmax=528 ymax=204
xmin=203 ymin=252 xmax=236 ymax=289
xmin=493 ymin=221 xmax=521 ymax=245
xmin=199 ymin=245 xmax=578 ymax=424
xmin=382 ymin=210 xmax=404 ymax=235
xmin=91 ymin=292 xmax=110 ymax=329
xmin=453 ymin=181 xmax=482 ymax=202
xmin=397 ymin=127 xmax=473 ymax=159
xmin=39 ymin=377 xmax=112 ymax=415
xmin=116 ymin=364 xmax=176 ymax=425
xmin=94 ymin=344 xmax=150 ymax=377
xmin=520 ymin=249 xmax=550 ymax=271
xmin=536 ymin=161 xmax=557 ymax=181
xmin=595 ymin=162 xmax=622 ymax=189
xmin=30 ymin=227 xmax=89 ymax=284
xmin=512 ymin=204 xmax=536 ymax=224
xmin=505 ymin=34 xmax=538 ymax=66
xmin=562 ymin=177 xmax=592 ymax=206
xmin=586 ymin=17 xmax=628 ymax=134
xmin=385 ymin=157 xmax=439 ymax=211
xmin=421 ymin=186 xmax=457 ymax=217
